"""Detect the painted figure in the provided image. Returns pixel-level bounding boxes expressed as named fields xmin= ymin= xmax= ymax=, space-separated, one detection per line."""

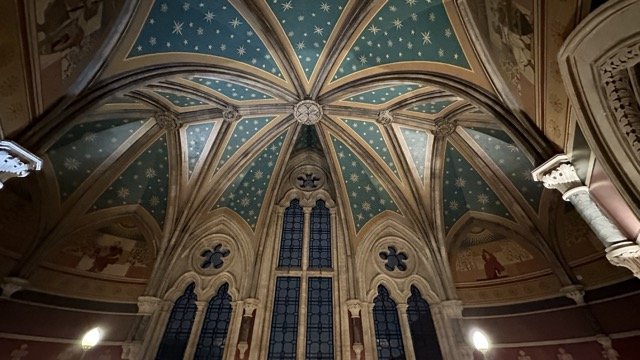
xmin=88 ymin=242 xmax=123 ymax=272
xmin=482 ymin=249 xmax=505 ymax=279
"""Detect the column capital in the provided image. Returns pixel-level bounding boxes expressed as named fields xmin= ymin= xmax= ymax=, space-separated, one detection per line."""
xmin=396 ymin=303 xmax=409 ymax=312
xmin=560 ymin=285 xmax=586 ymax=305
xmin=531 ymin=154 xmax=583 ymax=194
xmin=606 ymin=243 xmax=640 ymax=278
xmin=432 ymin=299 xmax=464 ymax=319
xmin=137 ymin=296 xmax=163 ymax=315
xmin=194 ymin=300 xmax=208 ymax=310
xmin=0 ymin=141 xmax=42 ymax=190
xmin=303 ymin=206 xmax=313 ymax=214
xmin=346 ymin=299 xmax=362 ymax=318
xmin=243 ymin=298 xmax=260 ymax=316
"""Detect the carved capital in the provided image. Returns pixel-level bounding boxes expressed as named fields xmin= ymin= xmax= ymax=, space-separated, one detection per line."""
xmin=352 ymin=343 xmax=364 ymax=360
xmin=432 ymin=299 xmax=463 ymax=318
xmin=560 ymin=285 xmax=585 ymax=305
xmin=294 ymin=100 xmax=323 ymax=125
xmin=0 ymin=277 xmax=28 ymax=298
xmin=532 ymin=155 xmax=582 ymax=195
xmin=137 ymin=296 xmax=163 ymax=315
xmin=154 ymin=112 xmax=180 ymax=131
xmin=434 ymin=118 xmax=457 ymax=137
xmin=346 ymin=299 xmax=362 ymax=318
xmin=237 ymin=341 xmax=249 ymax=359
xmin=223 ymin=105 xmax=241 ymax=123
xmin=606 ymin=242 xmax=640 ymax=278
xmin=243 ymin=298 xmax=259 ymax=317
xmin=121 ymin=341 xmax=142 ymax=360
xmin=377 ymin=110 xmax=394 ymax=126
xmin=0 ymin=141 xmax=42 ymax=190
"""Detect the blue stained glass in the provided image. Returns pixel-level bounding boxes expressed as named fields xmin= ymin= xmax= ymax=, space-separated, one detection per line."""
xmin=268 ymin=277 xmax=301 ymax=360
xmin=309 ymin=200 xmax=332 ymax=269
xmin=305 ymin=277 xmax=334 ymax=360
xmin=407 ymin=286 xmax=443 ymax=360
xmin=379 ymin=246 xmax=408 ymax=272
xmin=194 ymin=283 xmax=233 ymax=360
xmin=373 ymin=286 xmax=406 ymax=360
xmin=156 ymin=283 xmax=198 ymax=360
xmin=278 ymin=200 xmax=303 ymax=268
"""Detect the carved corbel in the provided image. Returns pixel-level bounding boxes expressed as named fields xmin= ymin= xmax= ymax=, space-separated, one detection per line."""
xmin=0 ymin=141 xmax=42 ymax=189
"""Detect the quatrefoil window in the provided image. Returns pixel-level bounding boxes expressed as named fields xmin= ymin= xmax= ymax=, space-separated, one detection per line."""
xmin=379 ymin=246 xmax=408 ymax=272
xmin=200 ymin=244 xmax=230 ymax=269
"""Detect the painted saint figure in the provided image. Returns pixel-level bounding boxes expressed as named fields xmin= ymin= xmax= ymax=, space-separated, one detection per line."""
xmin=482 ymin=249 xmax=505 ymax=279
xmin=88 ymin=242 xmax=123 ymax=272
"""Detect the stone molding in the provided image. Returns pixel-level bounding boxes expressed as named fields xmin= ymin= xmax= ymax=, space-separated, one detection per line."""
xmin=560 ymin=284 xmax=585 ymax=305
xmin=0 ymin=277 xmax=29 ymax=298
xmin=137 ymin=296 xmax=163 ymax=315
xmin=121 ymin=341 xmax=142 ymax=360
xmin=432 ymin=299 xmax=463 ymax=319
xmin=0 ymin=141 xmax=42 ymax=190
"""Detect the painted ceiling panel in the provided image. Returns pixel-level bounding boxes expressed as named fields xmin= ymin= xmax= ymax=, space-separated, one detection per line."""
xmin=267 ymin=0 xmax=347 ymax=80
xmin=129 ymin=0 xmax=283 ymax=78
xmin=331 ymin=136 xmax=400 ymax=232
xmin=464 ymin=127 xmax=543 ymax=210
xmin=187 ymin=76 xmax=274 ymax=101
xmin=48 ymin=117 xmax=148 ymax=201
xmin=214 ymin=131 xmax=288 ymax=230
xmin=406 ymin=98 xmax=456 ymax=114
xmin=155 ymin=91 xmax=207 ymax=107
xmin=217 ymin=115 xmax=275 ymax=170
xmin=186 ymin=122 xmax=216 ymax=176
xmin=293 ymin=125 xmax=323 ymax=153
xmin=342 ymin=83 xmax=423 ymax=105
xmin=92 ymin=136 xmax=170 ymax=226
xmin=333 ymin=0 xmax=469 ymax=81
xmin=343 ymin=118 xmax=398 ymax=177
xmin=399 ymin=127 xmax=428 ymax=183
xmin=443 ymin=143 xmax=512 ymax=233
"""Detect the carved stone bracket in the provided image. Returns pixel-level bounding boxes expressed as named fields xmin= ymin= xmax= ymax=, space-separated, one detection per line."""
xmin=346 ymin=299 xmax=362 ymax=318
xmin=294 ymin=100 xmax=323 ymax=125
xmin=434 ymin=118 xmax=457 ymax=137
xmin=223 ymin=105 xmax=241 ymax=123
xmin=377 ymin=110 xmax=394 ymax=126
xmin=137 ymin=296 xmax=163 ymax=315
xmin=243 ymin=298 xmax=259 ymax=317
xmin=0 ymin=277 xmax=29 ymax=298
xmin=606 ymin=243 xmax=640 ymax=278
xmin=560 ymin=284 xmax=585 ymax=305
xmin=0 ymin=141 xmax=42 ymax=190
xmin=154 ymin=112 xmax=180 ymax=131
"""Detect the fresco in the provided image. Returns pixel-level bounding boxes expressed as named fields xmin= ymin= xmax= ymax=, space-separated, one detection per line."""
xmin=33 ymin=0 xmax=126 ymax=108
xmin=47 ymin=221 xmax=154 ymax=280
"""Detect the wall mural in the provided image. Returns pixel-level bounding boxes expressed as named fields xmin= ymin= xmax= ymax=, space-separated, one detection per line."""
xmin=33 ymin=0 xmax=126 ymax=108
xmin=451 ymin=226 xmax=545 ymax=283
xmin=46 ymin=221 xmax=154 ymax=280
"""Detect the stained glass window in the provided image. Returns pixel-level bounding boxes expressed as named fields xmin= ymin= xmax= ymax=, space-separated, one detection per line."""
xmin=194 ymin=283 xmax=233 ymax=360
xmin=305 ymin=277 xmax=334 ymax=359
xmin=268 ymin=277 xmax=301 ymax=360
xmin=407 ymin=286 xmax=442 ymax=360
xmin=156 ymin=283 xmax=198 ymax=360
xmin=278 ymin=200 xmax=303 ymax=268
xmin=309 ymin=200 xmax=332 ymax=268
xmin=379 ymin=246 xmax=408 ymax=272
xmin=373 ymin=285 xmax=406 ymax=360
xmin=200 ymin=244 xmax=230 ymax=269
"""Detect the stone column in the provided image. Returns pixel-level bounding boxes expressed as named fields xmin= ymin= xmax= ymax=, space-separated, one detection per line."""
xmin=532 ymin=155 xmax=640 ymax=277
xmin=397 ymin=303 xmax=416 ymax=360
xmin=0 ymin=141 xmax=42 ymax=189
xmin=140 ymin=298 xmax=173 ymax=360
xmin=183 ymin=300 xmax=208 ymax=359
xmin=362 ymin=302 xmax=378 ymax=359
xmin=346 ymin=300 xmax=364 ymax=360
xmin=236 ymin=298 xmax=259 ymax=359
xmin=430 ymin=300 xmax=473 ymax=360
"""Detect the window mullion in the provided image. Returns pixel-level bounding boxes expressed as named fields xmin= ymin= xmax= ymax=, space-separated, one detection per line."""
xmin=296 ymin=206 xmax=312 ymax=360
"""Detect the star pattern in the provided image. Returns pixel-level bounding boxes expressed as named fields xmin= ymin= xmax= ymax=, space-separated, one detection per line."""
xmin=464 ymin=127 xmax=543 ymax=209
xmin=331 ymin=136 xmax=400 ymax=232
xmin=334 ymin=0 xmax=468 ymax=80
xmin=268 ymin=0 xmax=347 ymax=80
xmin=188 ymin=76 xmax=274 ymax=101
xmin=130 ymin=0 xmax=283 ymax=78
xmin=343 ymin=83 xmax=423 ymax=105
xmin=48 ymin=117 xmax=148 ymax=200
xmin=343 ymin=118 xmax=398 ymax=177
xmin=217 ymin=115 xmax=274 ymax=169
xmin=186 ymin=122 xmax=216 ymax=176
xmin=156 ymin=91 xmax=207 ymax=107
xmin=407 ymin=99 xmax=456 ymax=114
xmin=443 ymin=143 xmax=512 ymax=232
xmin=399 ymin=127 xmax=428 ymax=182
xmin=93 ymin=136 xmax=170 ymax=226
xmin=214 ymin=131 xmax=287 ymax=229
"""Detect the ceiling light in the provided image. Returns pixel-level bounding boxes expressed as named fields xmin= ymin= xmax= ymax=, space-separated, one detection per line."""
xmin=472 ymin=329 xmax=490 ymax=353
xmin=81 ymin=327 xmax=102 ymax=350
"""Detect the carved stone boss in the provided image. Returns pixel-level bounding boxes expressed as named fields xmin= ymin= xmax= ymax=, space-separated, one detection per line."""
xmin=0 ymin=141 xmax=42 ymax=190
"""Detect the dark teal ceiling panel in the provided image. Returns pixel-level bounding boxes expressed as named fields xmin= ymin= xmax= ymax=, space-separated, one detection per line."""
xmin=464 ymin=127 xmax=543 ymax=210
xmin=399 ymin=127 xmax=428 ymax=182
xmin=217 ymin=115 xmax=275 ymax=170
xmin=343 ymin=118 xmax=398 ymax=177
xmin=267 ymin=0 xmax=347 ymax=80
xmin=343 ymin=84 xmax=423 ymax=105
xmin=406 ymin=99 xmax=455 ymax=114
xmin=443 ymin=143 xmax=512 ymax=233
xmin=186 ymin=122 xmax=216 ymax=177
xmin=333 ymin=0 xmax=469 ymax=81
xmin=129 ymin=0 xmax=283 ymax=78
xmin=331 ymin=136 xmax=400 ymax=232
xmin=48 ymin=117 xmax=148 ymax=200
xmin=214 ymin=131 xmax=288 ymax=229
xmin=92 ymin=136 xmax=170 ymax=226
xmin=155 ymin=91 xmax=207 ymax=107
xmin=293 ymin=125 xmax=323 ymax=153
xmin=187 ymin=76 xmax=274 ymax=101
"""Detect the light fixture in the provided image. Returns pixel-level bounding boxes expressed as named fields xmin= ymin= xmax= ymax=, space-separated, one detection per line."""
xmin=472 ymin=329 xmax=490 ymax=354
xmin=81 ymin=327 xmax=102 ymax=350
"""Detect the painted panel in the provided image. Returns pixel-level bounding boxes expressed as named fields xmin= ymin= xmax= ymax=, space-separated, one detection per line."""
xmin=155 ymin=91 xmax=207 ymax=107
xmin=406 ymin=99 xmax=456 ymax=115
xmin=214 ymin=131 xmax=287 ymax=230
xmin=217 ymin=115 xmax=274 ymax=170
xmin=186 ymin=122 xmax=216 ymax=176
xmin=334 ymin=0 xmax=469 ymax=81
xmin=187 ymin=76 xmax=274 ymax=101
xmin=331 ymin=136 xmax=400 ymax=232
xmin=128 ymin=0 xmax=283 ymax=78
xmin=342 ymin=84 xmax=423 ymax=105
xmin=342 ymin=118 xmax=398 ymax=177
xmin=399 ymin=127 xmax=428 ymax=183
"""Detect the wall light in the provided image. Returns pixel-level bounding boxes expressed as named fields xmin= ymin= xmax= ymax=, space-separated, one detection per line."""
xmin=81 ymin=327 xmax=102 ymax=350
xmin=472 ymin=329 xmax=490 ymax=354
